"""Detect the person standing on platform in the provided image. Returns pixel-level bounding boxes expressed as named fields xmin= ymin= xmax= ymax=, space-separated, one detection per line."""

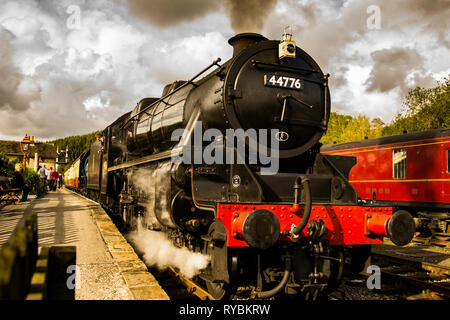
xmin=11 ymin=164 xmax=30 ymax=201
xmin=47 ymin=166 xmax=53 ymax=191
xmin=39 ymin=164 xmax=47 ymax=191
xmin=51 ymin=168 xmax=59 ymax=191
xmin=58 ymin=173 xmax=63 ymax=189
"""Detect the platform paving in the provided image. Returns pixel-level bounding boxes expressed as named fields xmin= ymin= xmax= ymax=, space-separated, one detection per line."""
xmin=0 ymin=195 xmax=36 ymax=246
xmin=0 ymin=188 xmax=168 ymax=300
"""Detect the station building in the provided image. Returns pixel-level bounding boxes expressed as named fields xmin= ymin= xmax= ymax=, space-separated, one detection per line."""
xmin=0 ymin=140 xmax=58 ymax=172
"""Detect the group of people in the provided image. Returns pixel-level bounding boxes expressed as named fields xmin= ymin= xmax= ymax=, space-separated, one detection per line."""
xmin=38 ymin=164 xmax=63 ymax=191
xmin=10 ymin=163 xmax=64 ymax=203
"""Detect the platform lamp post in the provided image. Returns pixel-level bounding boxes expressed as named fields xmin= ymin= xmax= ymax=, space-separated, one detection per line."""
xmin=20 ymin=134 xmax=34 ymax=174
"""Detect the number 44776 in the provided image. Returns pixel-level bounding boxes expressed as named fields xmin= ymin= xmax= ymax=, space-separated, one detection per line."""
xmin=264 ymin=74 xmax=302 ymax=90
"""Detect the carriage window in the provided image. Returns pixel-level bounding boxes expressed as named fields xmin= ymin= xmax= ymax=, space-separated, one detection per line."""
xmin=393 ymin=148 xmax=407 ymax=179
xmin=447 ymin=149 xmax=450 ymax=173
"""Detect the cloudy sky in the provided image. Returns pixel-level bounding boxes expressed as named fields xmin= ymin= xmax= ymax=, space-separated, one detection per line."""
xmin=0 ymin=0 xmax=449 ymax=141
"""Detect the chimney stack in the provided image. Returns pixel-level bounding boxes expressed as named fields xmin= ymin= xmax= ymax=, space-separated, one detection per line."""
xmin=228 ymin=33 xmax=267 ymax=58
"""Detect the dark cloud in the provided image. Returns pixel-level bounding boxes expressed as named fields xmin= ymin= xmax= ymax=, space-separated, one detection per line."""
xmin=384 ymin=0 xmax=450 ymax=48
xmin=127 ymin=0 xmax=220 ymax=27
xmin=365 ymin=48 xmax=435 ymax=95
xmin=0 ymin=27 xmax=40 ymax=112
xmin=365 ymin=48 xmax=423 ymax=93
xmin=331 ymin=66 xmax=349 ymax=88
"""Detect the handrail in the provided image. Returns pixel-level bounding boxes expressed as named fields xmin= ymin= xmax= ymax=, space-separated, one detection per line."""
xmin=121 ymin=58 xmax=222 ymax=129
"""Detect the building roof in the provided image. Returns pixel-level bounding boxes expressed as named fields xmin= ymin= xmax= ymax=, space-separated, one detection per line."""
xmin=0 ymin=140 xmax=58 ymax=159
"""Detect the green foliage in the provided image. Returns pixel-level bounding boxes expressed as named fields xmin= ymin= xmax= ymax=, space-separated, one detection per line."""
xmin=322 ymin=76 xmax=449 ymax=145
xmin=49 ymin=131 xmax=100 ymax=169
xmin=0 ymin=152 xmax=18 ymax=177
xmin=320 ymin=113 xmax=384 ymax=145
xmin=382 ymin=77 xmax=450 ymax=135
xmin=0 ymin=152 xmax=45 ymax=196
xmin=24 ymin=169 xmax=46 ymax=196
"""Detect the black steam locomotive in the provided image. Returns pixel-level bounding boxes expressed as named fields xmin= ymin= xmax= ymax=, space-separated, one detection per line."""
xmin=67 ymin=32 xmax=415 ymax=299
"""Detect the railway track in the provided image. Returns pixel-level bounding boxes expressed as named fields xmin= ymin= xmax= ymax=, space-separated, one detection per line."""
xmin=411 ymin=235 xmax=450 ymax=248
xmin=146 ymin=266 xmax=204 ymax=299
xmin=149 ymin=266 xmax=266 ymax=300
xmin=371 ymin=250 xmax=450 ymax=299
xmin=129 ymin=235 xmax=450 ymax=300
xmin=72 ymin=189 xmax=450 ymax=300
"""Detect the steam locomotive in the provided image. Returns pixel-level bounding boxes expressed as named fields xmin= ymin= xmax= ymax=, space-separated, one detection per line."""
xmin=65 ymin=32 xmax=415 ymax=299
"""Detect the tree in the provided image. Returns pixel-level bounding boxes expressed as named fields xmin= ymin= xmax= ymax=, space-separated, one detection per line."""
xmin=383 ymin=76 xmax=450 ymax=135
xmin=0 ymin=152 xmax=16 ymax=177
xmin=48 ymin=131 xmax=100 ymax=168
xmin=320 ymin=112 xmax=352 ymax=145
xmin=321 ymin=113 xmax=383 ymax=145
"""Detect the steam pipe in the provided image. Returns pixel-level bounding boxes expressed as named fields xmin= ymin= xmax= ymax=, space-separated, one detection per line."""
xmin=253 ymin=257 xmax=291 ymax=298
xmin=290 ymin=175 xmax=312 ymax=236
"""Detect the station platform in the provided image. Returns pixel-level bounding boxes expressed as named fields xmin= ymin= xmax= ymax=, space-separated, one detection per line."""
xmin=0 ymin=188 xmax=168 ymax=300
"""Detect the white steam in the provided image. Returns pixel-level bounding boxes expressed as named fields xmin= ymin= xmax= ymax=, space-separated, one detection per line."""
xmin=128 ymin=219 xmax=210 ymax=279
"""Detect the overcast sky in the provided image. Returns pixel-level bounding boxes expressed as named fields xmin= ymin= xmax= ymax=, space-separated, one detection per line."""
xmin=0 ymin=0 xmax=449 ymax=141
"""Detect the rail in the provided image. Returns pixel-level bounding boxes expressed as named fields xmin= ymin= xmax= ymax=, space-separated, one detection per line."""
xmin=371 ymin=251 xmax=450 ymax=299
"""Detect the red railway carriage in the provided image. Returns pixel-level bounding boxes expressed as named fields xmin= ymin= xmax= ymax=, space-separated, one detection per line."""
xmin=63 ymin=152 xmax=89 ymax=191
xmin=321 ymin=127 xmax=450 ymax=237
xmin=64 ymin=157 xmax=80 ymax=189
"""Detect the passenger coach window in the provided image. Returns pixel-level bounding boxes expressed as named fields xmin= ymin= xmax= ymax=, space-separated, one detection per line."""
xmin=447 ymin=149 xmax=450 ymax=173
xmin=393 ymin=148 xmax=407 ymax=179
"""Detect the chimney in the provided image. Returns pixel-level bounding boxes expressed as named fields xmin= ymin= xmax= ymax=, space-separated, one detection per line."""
xmin=228 ymin=33 xmax=267 ymax=58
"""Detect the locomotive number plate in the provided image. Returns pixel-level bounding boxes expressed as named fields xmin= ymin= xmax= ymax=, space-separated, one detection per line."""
xmin=264 ymin=74 xmax=303 ymax=90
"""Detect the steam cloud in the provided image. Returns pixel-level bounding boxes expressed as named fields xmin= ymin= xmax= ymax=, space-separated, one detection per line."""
xmin=127 ymin=0 xmax=278 ymax=33
xmin=127 ymin=0 xmax=220 ymax=27
xmin=223 ymin=0 xmax=278 ymax=33
xmin=128 ymin=218 xmax=210 ymax=279
xmin=127 ymin=166 xmax=210 ymax=279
